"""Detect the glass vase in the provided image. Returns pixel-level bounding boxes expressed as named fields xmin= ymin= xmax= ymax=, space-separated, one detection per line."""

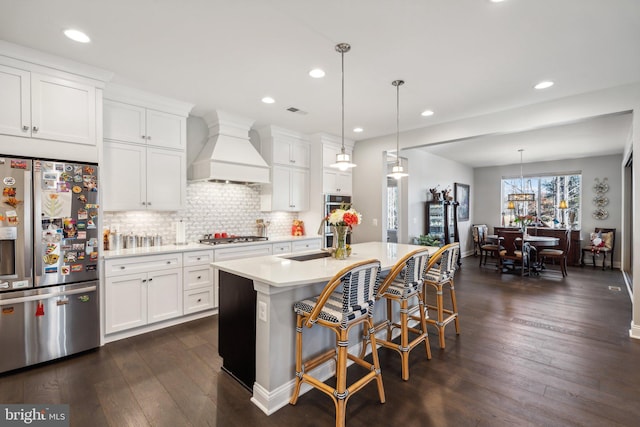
xmin=332 ymin=225 xmax=349 ymax=260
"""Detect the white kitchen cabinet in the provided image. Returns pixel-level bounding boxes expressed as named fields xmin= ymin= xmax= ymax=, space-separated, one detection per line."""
xmin=322 ymin=143 xmax=353 ymax=169
xmin=102 ymin=141 xmax=186 ymax=211
xmin=292 ymin=239 xmax=322 ymax=253
xmin=0 ymin=64 xmax=96 ymax=145
xmin=323 ymin=169 xmax=352 ymax=195
xmin=183 ymin=249 xmax=215 ymax=314
xmin=103 ymin=99 xmax=185 ymax=150
xmin=265 ymin=165 xmax=309 ymax=212
xmin=272 ymin=242 xmax=292 ymax=255
xmin=105 ymin=253 xmax=183 ymax=334
xmin=272 ymin=137 xmax=310 ymax=168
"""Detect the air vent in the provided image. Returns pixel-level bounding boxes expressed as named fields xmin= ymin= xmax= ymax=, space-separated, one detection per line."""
xmin=286 ymin=106 xmax=308 ymax=115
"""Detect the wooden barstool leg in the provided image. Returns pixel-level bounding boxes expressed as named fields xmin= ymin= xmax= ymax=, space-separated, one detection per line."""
xmin=367 ymin=318 xmax=386 ymax=404
xmin=436 ymin=285 xmax=445 ymax=348
xmin=386 ymin=298 xmax=393 ymax=341
xmin=399 ymin=298 xmax=409 ymax=380
xmin=449 ymin=280 xmax=460 ymax=334
xmin=335 ymin=328 xmax=349 ymax=427
xmin=290 ymin=314 xmax=304 ymax=405
xmin=417 ymin=290 xmax=432 ymax=360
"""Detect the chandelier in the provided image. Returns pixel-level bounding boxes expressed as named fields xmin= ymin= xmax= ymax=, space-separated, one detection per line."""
xmin=330 ymin=43 xmax=357 ymax=171
xmin=507 ymin=149 xmax=535 ymax=203
xmin=387 ymin=79 xmax=408 ymax=179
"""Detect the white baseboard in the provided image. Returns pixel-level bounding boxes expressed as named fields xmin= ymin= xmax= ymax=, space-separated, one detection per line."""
xmin=630 ymin=321 xmax=640 ymax=340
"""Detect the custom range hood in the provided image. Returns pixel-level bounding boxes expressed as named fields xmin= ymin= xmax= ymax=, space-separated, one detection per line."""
xmin=189 ymin=111 xmax=270 ymax=184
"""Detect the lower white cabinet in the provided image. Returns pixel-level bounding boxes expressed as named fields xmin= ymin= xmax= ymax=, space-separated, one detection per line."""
xmin=105 ymin=254 xmax=183 ymax=334
xmin=183 ymin=249 xmax=215 ymax=314
xmin=272 ymin=242 xmax=292 ymax=254
xmin=292 ymin=239 xmax=322 ymax=253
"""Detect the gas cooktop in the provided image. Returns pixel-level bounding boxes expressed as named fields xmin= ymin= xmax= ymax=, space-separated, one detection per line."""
xmin=199 ymin=236 xmax=268 ymax=245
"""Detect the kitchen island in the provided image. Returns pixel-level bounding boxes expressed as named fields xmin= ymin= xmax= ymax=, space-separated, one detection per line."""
xmin=211 ymin=241 xmax=439 ymax=415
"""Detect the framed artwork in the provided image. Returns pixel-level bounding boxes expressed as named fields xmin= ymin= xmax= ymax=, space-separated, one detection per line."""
xmin=455 ymin=182 xmax=470 ymax=221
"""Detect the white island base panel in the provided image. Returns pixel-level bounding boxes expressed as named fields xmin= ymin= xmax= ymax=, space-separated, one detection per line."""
xmin=212 ymin=242 xmax=439 ymax=415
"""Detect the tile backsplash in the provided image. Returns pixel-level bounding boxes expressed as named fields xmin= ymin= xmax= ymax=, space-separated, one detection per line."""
xmin=104 ymin=181 xmax=306 ymax=244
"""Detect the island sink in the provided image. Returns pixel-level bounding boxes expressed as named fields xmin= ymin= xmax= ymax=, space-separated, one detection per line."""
xmin=280 ymin=251 xmax=332 ymax=262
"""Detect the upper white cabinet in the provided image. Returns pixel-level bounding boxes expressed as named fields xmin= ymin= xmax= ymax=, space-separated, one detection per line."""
xmin=311 ymin=133 xmax=355 ymax=196
xmin=102 ymin=84 xmax=193 ymax=211
xmin=258 ymin=126 xmax=310 ymax=212
xmin=0 ymin=64 xmax=96 ymax=145
xmin=104 ymin=100 xmax=185 ymax=150
xmin=323 ymin=169 xmax=352 ymax=195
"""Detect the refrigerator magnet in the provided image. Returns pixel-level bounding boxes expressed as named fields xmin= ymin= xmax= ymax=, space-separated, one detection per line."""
xmin=74 ymin=175 xmax=83 ymax=183
xmin=77 ymin=231 xmax=86 ymax=239
xmin=10 ymin=160 xmax=27 ymax=169
xmin=65 ymin=164 xmax=73 ymax=172
xmin=55 ymin=163 xmax=63 ymax=171
xmin=74 ymin=166 xmax=82 ymax=174
xmin=84 ymin=166 xmax=95 ymax=175
xmin=57 ymin=182 xmax=70 ymax=192
xmin=77 ymin=209 xmax=88 ymax=220
xmin=61 ymin=265 xmax=70 ymax=275
xmin=77 ymin=222 xmax=86 ymax=230
xmin=90 ymin=251 xmax=98 ymax=261
xmin=43 ymin=172 xmax=57 ymax=181
xmin=87 ymin=219 xmax=96 ymax=229
xmin=46 ymin=243 xmax=57 ymax=254
xmin=86 ymin=264 xmax=97 ymax=271
xmin=63 ymin=252 xmax=77 ymax=263
xmin=6 ymin=210 xmax=18 ymax=225
xmin=3 ymin=177 xmax=15 ymax=186
xmin=77 ymin=195 xmax=88 ymax=203
xmin=72 ymin=185 xmax=82 ymax=194
xmin=43 ymin=253 xmax=59 ymax=264
xmin=60 ymin=172 xmax=72 ymax=182
xmin=77 ymin=252 xmax=85 ymax=260
xmin=44 ymin=266 xmax=58 ymax=274
xmin=63 ymin=218 xmax=77 ymax=238
xmin=72 ymin=243 xmax=84 ymax=250
xmin=2 ymin=187 xmax=16 ymax=196
xmin=70 ymin=264 xmax=82 ymax=273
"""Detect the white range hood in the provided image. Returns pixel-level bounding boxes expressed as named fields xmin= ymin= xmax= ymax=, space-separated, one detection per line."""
xmin=189 ymin=111 xmax=270 ymax=184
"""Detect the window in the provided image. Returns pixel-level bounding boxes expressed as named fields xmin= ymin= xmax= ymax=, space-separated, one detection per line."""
xmin=502 ymin=173 xmax=581 ymax=228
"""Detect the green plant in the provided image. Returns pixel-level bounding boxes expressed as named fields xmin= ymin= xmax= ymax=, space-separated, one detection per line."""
xmin=417 ymin=234 xmax=442 ymax=247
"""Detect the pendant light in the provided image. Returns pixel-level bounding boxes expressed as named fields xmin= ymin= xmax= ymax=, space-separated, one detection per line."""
xmin=507 ymin=149 xmax=535 ymax=203
xmin=388 ymin=79 xmax=408 ymax=179
xmin=330 ymin=43 xmax=357 ymax=171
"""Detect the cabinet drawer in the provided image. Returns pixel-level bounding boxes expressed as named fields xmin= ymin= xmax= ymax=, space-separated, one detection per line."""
xmin=272 ymin=242 xmax=292 ymax=255
xmin=105 ymin=253 xmax=183 ymax=277
xmin=292 ymin=239 xmax=322 ymax=253
xmin=184 ymin=287 xmax=214 ymax=314
xmin=184 ymin=249 xmax=214 ymax=266
xmin=214 ymin=244 xmax=272 ymax=261
xmin=184 ymin=265 xmax=212 ymax=290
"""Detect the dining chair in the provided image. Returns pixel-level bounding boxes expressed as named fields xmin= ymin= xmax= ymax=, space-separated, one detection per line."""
xmin=423 ymin=242 xmax=460 ymax=349
xmin=539 ymin=228 xmax=570 ymax=276
xmin=497 ymin=230 xmax=529 ymax=276
xmin=477 ymin=225 xmax=500 ymax=268
xmin=361 ymin=248 xmax=431 ymax=380
xmin=581 ymin=228 xmax=616 ymax=270
xmin=290 ymin=259 xmax=385 ymax=427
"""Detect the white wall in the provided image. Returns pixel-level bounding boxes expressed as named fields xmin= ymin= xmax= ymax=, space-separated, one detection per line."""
xmin=474 ymin=154 xmax=623 ymax=264
xmin=403 ymin=148 xmax=474 ymax=254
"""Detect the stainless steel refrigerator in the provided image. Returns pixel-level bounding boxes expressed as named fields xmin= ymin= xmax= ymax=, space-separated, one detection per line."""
xmin=0 ymin=156 xmax=99 ymax=373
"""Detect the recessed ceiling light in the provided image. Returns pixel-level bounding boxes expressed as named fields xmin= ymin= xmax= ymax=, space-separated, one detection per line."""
xmin=421 ymin=110 xmax=434 ymax=117
xmin=490 ymin=0 xmax=507 ymax=3
xmin=353 ymin=127 xmax=363 ymax=133
xmin=309 ymin=68 xmax=325 ymax=78
xmin=534 ymin=81 xmax=554 ymax=90
xmin=261 ymin=97 xmax=275 ymax=104
xmin=63 ymin=29 xmax=91 ymax=43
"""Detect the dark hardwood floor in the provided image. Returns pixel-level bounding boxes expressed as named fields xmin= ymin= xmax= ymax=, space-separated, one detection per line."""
xmin=2 ymin=259 xmax=639 ymax=426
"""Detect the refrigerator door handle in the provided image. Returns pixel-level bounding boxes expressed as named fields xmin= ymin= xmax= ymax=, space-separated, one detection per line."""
xmin=0 ymin=285 xmax=97 ymax=306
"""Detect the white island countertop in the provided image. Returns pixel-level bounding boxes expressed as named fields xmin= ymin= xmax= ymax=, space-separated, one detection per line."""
xmin=211 ymin=241 xmax=439 ymax=288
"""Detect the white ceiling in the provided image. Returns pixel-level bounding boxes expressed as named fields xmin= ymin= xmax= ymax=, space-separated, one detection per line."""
xmin=1 ymin=0 xmax=639 ymax=165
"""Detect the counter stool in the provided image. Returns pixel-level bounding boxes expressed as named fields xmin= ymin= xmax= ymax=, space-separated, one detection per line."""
xmin=290 ymin=259 xmax=385 ymax=427
xmin=361 ymin=248 xmax=432 ymax=380
xmin=423 ymin=243 xmax=460 ymax=349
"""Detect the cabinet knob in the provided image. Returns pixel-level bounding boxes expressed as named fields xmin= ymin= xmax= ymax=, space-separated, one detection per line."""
xmin=120 ymin=266 xmax=126 ymax=270
xmin=148 ymin=278 xmax=153 ymax=282
xmin=197 ymin=298 xmax=202 ymax=303
xmin=166 ymin=261 xmax=171 ymax=264
xmin=22 ymin=125 xmax=29 ymax=131
xmin=147 ymin=202 xmax=151 ymax=206
xmin=197 ymin=257 xmax=201 ymax=261
xmin=141 ymin=201 xmax=146 ymax=206
xmin=147 ymin=136 xmax=152 ymax=140
xmin=290 ymin=159 xmax=295 ymax=164
xmin=142 ymin=279 xmax=147 ymax=283
xmin=142 ymin=135 xmax=146 ymax=139
xmin=32 ymin=126 xmax=39 ymax=133
xmin=197 ymin=276 xmax=202 ymax=280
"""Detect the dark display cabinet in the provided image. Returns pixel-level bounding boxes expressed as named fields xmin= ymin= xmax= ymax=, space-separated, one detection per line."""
xmin=425 ymin=200 xmax=459 ymax=246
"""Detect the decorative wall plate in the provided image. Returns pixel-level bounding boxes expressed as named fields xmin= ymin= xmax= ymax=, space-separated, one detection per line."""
xmin=592 ymin=208 xmax=609 ymax=220
xmin=593 ymin=178 xmax=609 ymax=194
xmin=593 ymin=195 xmax=609 ymax=207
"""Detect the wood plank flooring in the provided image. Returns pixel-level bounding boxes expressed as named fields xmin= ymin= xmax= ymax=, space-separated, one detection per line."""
xmin=2 ymin=260 xmax=639 ymax=426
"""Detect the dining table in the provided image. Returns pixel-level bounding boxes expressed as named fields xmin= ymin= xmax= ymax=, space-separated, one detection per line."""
xmin=487 ymin=234 xmax=560 ymax=274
